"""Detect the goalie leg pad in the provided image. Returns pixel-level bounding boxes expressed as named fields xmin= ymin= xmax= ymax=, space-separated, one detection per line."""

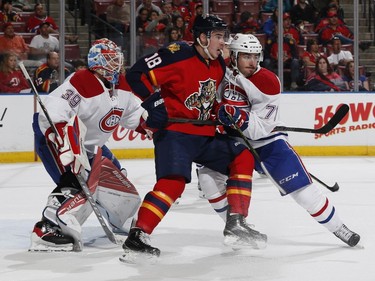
xmin=95 ymin=158 xmax=141 ymax=233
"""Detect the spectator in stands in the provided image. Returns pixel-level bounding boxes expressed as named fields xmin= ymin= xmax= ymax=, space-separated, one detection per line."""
xmin=106 ymin=0 xmax=130 ymax=52
xmin=145 ymin=10 xmax=166 ymax=34
xmin=302 ymin=38 xmax=323 ymax=67
xmin=29 ymin=22 xmax=59 ymax=61
xmin=0 ymin=22 xmax=29 ymax=60
xmin=165 ymin=26 xmax=181 ymax=45
xmin=0 ymin=0 xmax=22 ymax=22
xmin=106 ymin=0 xmax=130 ymax=33
xmin=172 ymin=0 xmax=190 ymax=23
xmin=183 ymin=1 xmax=203 ymax=42
xmin=136 ymin=7 xmax=149 ymax=35
xmin=172 ymin=15 xmax=186 ymax=40
xmin=233 ymin=11 xmax=260 ymax=34
xmin=318 ymin=0 xmax=344 ymax=22
xmin=315 ymin=1 xmax=344 ymax=33
xmin=304 ymin=56 xmax=347 ymax=91
xmin=34 ymin=51 xmax=71 ymax=93
xmin=327 ymin=36 xmax=353 ymax=70
xmin=11 ymin=0 xmax=33 ymax=12
xmin=318 ymin=11 xmax=353 ymax=45
xmin=159 ymin=1 xmax=178 ymax=29
xmin=0 ymin=52 xmax=29 ymax=93
xmin=26 ymin=3 xmax=58 ymax=33
xmin=261 ymin=0 xmax=291 ymax=13
xmin=136 ymin=0 xmax=162 ymax=16
xmin=71 ymin=59 xmax=87 ymax=72
xmin=290 ymin=0 xmax=317 ymax=25
xmin=263 ymin=26 xmax=301 ymax=90
xmin=262 ymin=7 xmax=278 ymax=38
xmin=341 ymin=60 xmax=369 ymax=91
xmin=141 ymin=10 xmax=167 ymax=56
xmin=283 ymin=12 xmax=301 ymax=44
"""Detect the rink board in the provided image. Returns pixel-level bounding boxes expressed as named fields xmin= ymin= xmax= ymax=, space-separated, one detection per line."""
xmin=1 ymin=93 xmax=375 ymax=162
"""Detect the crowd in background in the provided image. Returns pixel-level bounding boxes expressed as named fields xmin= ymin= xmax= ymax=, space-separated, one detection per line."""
xmin=0 ymin=0 xmax=371 ymax=93
xmin=85 ymin=0 xmax=373 ymax=92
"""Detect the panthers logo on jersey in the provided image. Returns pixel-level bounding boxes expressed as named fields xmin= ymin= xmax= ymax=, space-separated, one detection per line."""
xmin=167 ymin=43 xmax=181 ymax=53
xmin=184 ymin=78 xmax=216 ymax=120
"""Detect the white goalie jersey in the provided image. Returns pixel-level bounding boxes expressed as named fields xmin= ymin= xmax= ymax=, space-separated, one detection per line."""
xmin=37 ymin=69 xmax=144 ymax=158
xmin=218 ymin=66 xmax=287 ymax=148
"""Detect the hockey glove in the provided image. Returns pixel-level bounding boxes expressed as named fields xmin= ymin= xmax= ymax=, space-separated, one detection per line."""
xmin=217 ymin=104 xmax=250 ymax=131
xmin=141 ymin=91 xmax=168 ymax=129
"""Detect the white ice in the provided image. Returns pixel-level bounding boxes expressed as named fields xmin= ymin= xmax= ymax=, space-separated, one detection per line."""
xmin=0 ymin=156 xmax=374 ymax=281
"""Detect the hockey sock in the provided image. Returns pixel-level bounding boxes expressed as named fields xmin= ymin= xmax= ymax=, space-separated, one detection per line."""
xmin=136 ymin=176 xmax=185 ymax=234
xmin=226 ymin=150 xmax=254 ymax=217
xmin=290 ymin=184 xmax=343 ymax=232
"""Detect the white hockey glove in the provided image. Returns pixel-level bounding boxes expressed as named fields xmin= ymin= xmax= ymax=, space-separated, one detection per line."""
xmin=58 ymin=115 xmax=91 ymax=175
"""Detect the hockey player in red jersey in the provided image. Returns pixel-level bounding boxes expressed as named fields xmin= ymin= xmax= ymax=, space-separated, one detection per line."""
xmin=199 ymin=33 xmax=361 ymax=247
xmin=121 ymin=15 xmax=267 ymax=263
xmin=30 ymin=38 xmax=144 ymax=251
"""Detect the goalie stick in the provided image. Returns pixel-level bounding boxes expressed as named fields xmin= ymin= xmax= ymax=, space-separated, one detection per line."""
xmin=168 ymin=103 xmax=349 ymax=134
xmin=225 ymin=114 xmax=339 ymax=193
xmin=19 ymin=62 xmax=119 ymax=245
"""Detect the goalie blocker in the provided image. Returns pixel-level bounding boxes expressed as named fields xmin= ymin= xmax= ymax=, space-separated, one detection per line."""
xmin=30 ymin=151 xmax=141 ymax=252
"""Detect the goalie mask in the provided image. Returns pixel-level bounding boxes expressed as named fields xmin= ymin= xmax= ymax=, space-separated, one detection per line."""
xmin=229 ymin=33 xmax=263 ymax=72
xmin=88 ymin=38 xmax=123 ymax=85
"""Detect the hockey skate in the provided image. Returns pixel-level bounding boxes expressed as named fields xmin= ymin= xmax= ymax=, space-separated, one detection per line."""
xmin=119 ymin=227 xmax=160 ymax=264
xmin=223 ymin=214 xmax=267 ymax=250
xmin=334 ymin=224 xmax=361 ymax=247
xmin=29 ymin=220 xmax=75 ymax=252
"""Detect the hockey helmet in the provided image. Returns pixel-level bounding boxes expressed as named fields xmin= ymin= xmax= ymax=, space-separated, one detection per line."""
xmin=87 ymin=38 xmax=123 ymax=85
xmin=229 ymin=33 xmax=263 ymax=62
xmin=192 ymin=14 xmax=228 ymax=39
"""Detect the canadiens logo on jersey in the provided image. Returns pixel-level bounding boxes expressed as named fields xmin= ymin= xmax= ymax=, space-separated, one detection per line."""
xmin=185 ymin=78 xmax=216 ymax=120
xmin=100 ymin=108 xmax=124 ymax=132
xmin=223 ymin=83 xmax=251 ymax=110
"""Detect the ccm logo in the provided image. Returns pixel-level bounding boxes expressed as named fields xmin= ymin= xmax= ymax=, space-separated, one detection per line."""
xmin=279 ymin=172 xmax=298 ymax=184
xmin=154 ymin=99 xmax=164 ymax=107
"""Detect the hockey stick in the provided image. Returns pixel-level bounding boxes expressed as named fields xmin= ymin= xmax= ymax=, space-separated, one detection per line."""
xmin=168 ymin=103 xmax=349 ymax=134
xmin=309 ymin=173 xmax=339 ymax=192
xmin=225 ymin=115 xmax=338 ymax=193
xmin=19 ymin=62 xmax=119 ymax=245
xmin=273 ymin=104 xmax=349 ymax=134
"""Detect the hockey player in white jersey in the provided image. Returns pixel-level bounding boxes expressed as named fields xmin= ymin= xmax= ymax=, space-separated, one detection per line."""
xmin=30 ymin=38 xmax=145 ymax=251
xmin=200 ymin=33 xmax=361 ymax=247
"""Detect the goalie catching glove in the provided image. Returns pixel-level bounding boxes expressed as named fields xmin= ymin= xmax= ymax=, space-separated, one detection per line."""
xmin=217 ymin=104 xmax=250 ymax=131
xmin=46 ymin=115 xmax=91 ymax=174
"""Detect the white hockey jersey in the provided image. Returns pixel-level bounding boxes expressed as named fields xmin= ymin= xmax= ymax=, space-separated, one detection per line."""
xmin=219 ymin=66 xmax=287 ymax=148
xmin=38 ymin=69 xmax=144 ymax=158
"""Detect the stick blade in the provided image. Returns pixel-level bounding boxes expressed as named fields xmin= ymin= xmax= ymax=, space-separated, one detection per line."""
xmin=315 ymin=104 xmax=349 ymax=134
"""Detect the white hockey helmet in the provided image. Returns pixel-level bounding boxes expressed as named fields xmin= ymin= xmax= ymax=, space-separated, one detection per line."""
xmin=229 ymin=33 xmax=263 ymax=64
xmin=87 ymin=38 xmax=124 ymax=85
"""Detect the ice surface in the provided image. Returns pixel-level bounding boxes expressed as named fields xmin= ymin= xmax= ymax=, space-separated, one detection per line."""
xmin=0 ymin=157 xmax=374 ymax=281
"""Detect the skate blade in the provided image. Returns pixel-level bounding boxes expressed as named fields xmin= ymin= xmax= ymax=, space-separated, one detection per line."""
xmin=29 ymin=233 xmax=74 ymax=252
xmin=29 ymin=243 xmax=74 ymax=252
xmin=224 ymin=235 xmax=267 ymax=250
xmin=119 ymin=249 xmax=159 ymax=265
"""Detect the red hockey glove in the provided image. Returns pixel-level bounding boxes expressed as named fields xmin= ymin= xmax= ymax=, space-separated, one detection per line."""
xmin=217 ymin=104 xmax=249 ymax=131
